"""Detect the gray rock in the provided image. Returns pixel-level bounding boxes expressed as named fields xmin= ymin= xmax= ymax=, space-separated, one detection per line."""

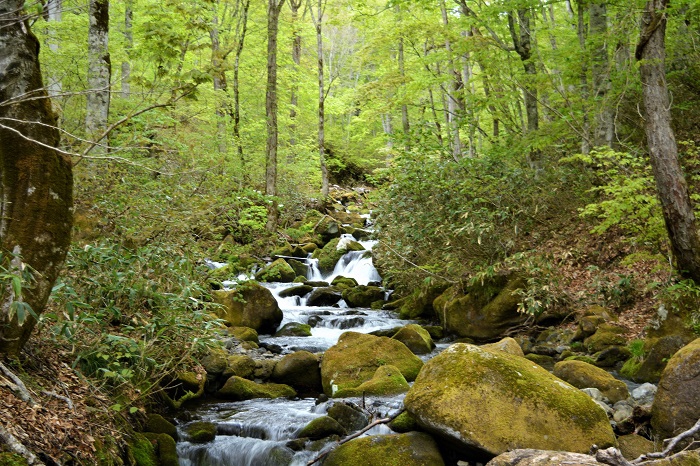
xmin=631 ymin=382 xmax=657 ymax=407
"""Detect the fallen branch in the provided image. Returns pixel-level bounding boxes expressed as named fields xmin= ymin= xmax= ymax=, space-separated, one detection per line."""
xmin=306 ymin=409 xmax=404 ymax=466
xmin=41 ymin=390 xmax=74 ymax=411
xmin=0 ymin=362 xmax=36 ymax=407
xmin=0 ymin=423 xmax=45 ymax=465
xmin=635 ymin=418 xmax=700 ymax=462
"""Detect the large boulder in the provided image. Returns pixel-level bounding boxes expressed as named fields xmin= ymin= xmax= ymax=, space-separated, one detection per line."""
xmin=390 ymin=282 xmax=450 ymax=319
xmin=312 ymin=238 xmax=347 ymax=274
xmin=306 ymin=287 xmax=343 ymax=307
xmin=584 ymin=324 xmax=627 ymax=353
xmin=432 ymin=275 xmax=527 ymax=341
xmin=327 ymin=402 xmax=369 ymax=432
xmin=296 ymin=416 xmax=346 ymax=440
xmin=322 ymin=432 xmax=445 ymax=466
xmin=212 ymin=282 xmax=283 ymax=334
xmin=391 ymin=324 xmax=435 ymax=355
xmin=334 ymin=365 xmax=410 ymax=398
xmin=651 ymin=338 xmax=700 ymax=442
xmin=320 ymin=332 xmax=423 ymax=396
xmin=404 ymin=343 xmax=616 ymax=457
xmin=342 ymin=285 xmax=384 ymax=308
xmin=278 ymin=285 xmax=313 ymax=298
xmin=255 ymin=258 xmax=297 ymax=283
xmin=553 ymin=360 xmax=629 ymax=403
xmin=482 ymin=337 xmax=525 ymax=357
xmin=217 ymin=376 xmax=296 ymax=400
xmin=271 ymin=351 xmax=322 ymax=394
xmin=274 ymin=322 xmax=312 ymax=337
xmin=633 ymin=335 xmax=692 ymax=383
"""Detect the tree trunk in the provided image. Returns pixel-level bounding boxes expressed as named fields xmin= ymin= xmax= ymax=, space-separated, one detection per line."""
xmin=121 ymin=0 xmax=132 ymax=98
xmin=590 ymin=1 xmax=613 ymax=148
xmin=312 ymin=0 xmax=329 ymax=198
xmin=210 ymin=3 xmax=229 ymax=157
xmin=45 ymin=0 xmax=62 ymax=97
xmin=440 ymin=0 xmax=462 ymax=161
xmin=0 ymin=0 xmax=73 ymax=356
xmin=233 ymin=0 xmax=250 ymax=187
xmin=288 ymin=0 xmax=302 ymax=160
xmin=266 ymin=0 xmax=285 ymax=230
xmin=577 ymin=0 xmax=591 ymax=154
xmin=86 ymin=0 xmax=110 ymax=150
xmin=637 ymin=0 xmax=700 ymax=281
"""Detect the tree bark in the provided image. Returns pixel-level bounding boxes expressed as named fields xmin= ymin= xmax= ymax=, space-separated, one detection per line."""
xmin=45 ymin=0 xmax=62 ymax=98
xmin=233 ymin=0 xmax=250 ymax=187
xmin=311 ymin=0 xmax=329 ymax=198
xmin=266 ymin=0 xmax=285 ymax=230
xmin=121 ymin=0 xmax=132 ymax=98
xmin=86 ymin=0 xmax=110 ymax=150
xmin=210 ymin=3 xmax=229 ymax=157
xmin=590 ymin=1 xmax=613 ymax=148
xmin=440 ymin=0 xmax=462 ymax=161
xmin=637 ymin=0 xmax=700 ymax=281
xmin=0 ymin=0 xmax=73 ymax=356
xmin=577 ymin=0 xmax=591 ymax=154
xmin=288 ymin=0 xmax=302 ymax=160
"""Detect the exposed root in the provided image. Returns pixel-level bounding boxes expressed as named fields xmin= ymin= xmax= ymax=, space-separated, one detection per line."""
xmin=0 ymin=423 xmax=45 ymax=466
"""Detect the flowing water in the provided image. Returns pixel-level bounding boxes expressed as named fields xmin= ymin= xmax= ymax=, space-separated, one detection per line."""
xmin=178 ymin=237 xmax=412 ymax=465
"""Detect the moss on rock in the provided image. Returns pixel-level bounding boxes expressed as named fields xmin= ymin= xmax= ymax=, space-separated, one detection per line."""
xmin=391 ymin=324 xmax=434 ymax=355
xmin=229 ymin=326 xmax=259 ymax=343
xmin=222 ymin=354 xmax=256 ymax=380
xmin=322 ymin=432 xmax=445 ymax=466
xmin=143 ymin=433 xmax=178 ymax=466
xmin=212 ymin=281 xmax=283 ymax=334
xmin=389 ymin=411 xmax=417 ymax=433
xmin=271 ymin=351 xmax=322 ymax=394
xmin=274 ymin=322 xmax=312 ymax=337
xmin=320 ymin=332 xmax=423 ymax=396
xmin=0 ymin=453 xmax=28 ymax=466
xmin=144 ymin=414 xmax=177 ymax=440
xmin=296 ymin=416 xmax=347 ymax=440
xmin=185 ymin=421 xmax=216 ymax=443
xmin=343 ymin=286 xmax=385 ymax=308
xmin=217 ymin=376 xmax=296 ymax=400
xmin=255 ymin=258 xmax=297 ymax=283
xmin=584 ymin=324 xmax=627 ymax=353
xmin=334 ymin=365 xmax=410 ymax=398
xmin=312 ymin=238 xmax=347 ymax=274
xmin=482 ymin=337 xmax=525 ymax=357
xmin=553 ymin=360 xmax=629 ymax=403
xmin=404 ymin=343 xmax=617 ymax=457
xmin=128 ymin=432 xmax=158 ymax=466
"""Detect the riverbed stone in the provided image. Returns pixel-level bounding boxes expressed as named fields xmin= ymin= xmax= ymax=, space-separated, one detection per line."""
xmin=391 ymin=324 xmax=434 ymax=355
xmin=388 ymin=411 xmax=418 ymax=433
xmin=278 ymin=285 xmax=313 ymax=298
xmin=327 ymin=401 xmax=369 ymax=432
xmin=185 ymin=421 xmax=216 ymax=443
xmin=331 ymin=276 xmax=359 ymax=289
xmin=296 ymin=415 xmax=347 ymax=440
xmin=404 ymin=343 xmax=616 ymax=457
xmin=432 ymin=275 xmax=527 ymax=341
xmin=306 ymin=287 xmax=343 ymax=307
xmin=320 ymin=332 xmax=423 ymax=396
xmin=617 ymin=434 xmax=655 ymax=460
xmin=271 ymin=351 xmax=322 ymax=394
xmin=274 ymin=322 xmax=312 ymax=337
xmin=553 ymin=360 xmax=630 ymax=403
xmin=634 ymin=335 xmax=691 ymax=383
xmin=334 ymin=365 xmax=410 ymax=398
xmin=482 ymin=337 xmax=525 ymax=357
xmin=322 ymin=431 xmax=445 ymax=466
xmin=392 ymin=282 xmax=450 ymax=320
xmin=312 ymin=238 xmax=347 ymax=274
xmin=228 ymin=326 xmax=259 ymax=343
xmin=217 ymin=376 xmax=296 ymax=400
xmin=212 ymin=282 xmax=283 ymax=334
xmin=651 ymin=338 xmax=700 ymax=442
xmin=584 ymin=323 xmax=627 ymax=353
xmin=486 ymin=449 xmax=601 ymax=466
xmin=255 ymin=258 xmax=297 ymax=283
xmin=342 ymin=285 xmax=384 ymax=308
xmin=222 ymin=354 xmax=256 ymax=380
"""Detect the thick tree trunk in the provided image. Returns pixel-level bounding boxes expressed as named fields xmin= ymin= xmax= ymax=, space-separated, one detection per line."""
xmin=121 ymin=0 xmax=132 ymax=98
xmin=266 ymin=0 xmax=285 ymax=230
xmin=637 ymin=0 xmax=700 ymax=281
xmin=45 ymin=0 xmax=62 ymax=97
xmin=86 ymin=0 xmax=110 ymax=149
xmin=288 ymin=0 xmax=302 ymax=159
xmin=440 ymin=0 xmax=462 ymax=161
xmin=577 ymin=0 xmax=591 ymax=154
xmin=0 ymin=1 xmax=73 ymax=355
xmin=590 ymin=1 xmax=613 ymax=148
xmin=210 ymin=5 xmax=229 ymax=157
xmin=312 ymin=0 xmax=329 ymax=198
xmin=233 ymin=0 xmax=250 ymax=187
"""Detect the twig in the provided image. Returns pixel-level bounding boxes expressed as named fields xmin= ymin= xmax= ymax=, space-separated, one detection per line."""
xmin=0 ymin=424 xmax=45 ymax=465
xmin=0 ymin=362 xmax=36 ymax=407
xmin=634 ymin=417 xmax=700 ymax=462
xmin=306 ymin=410 xmax=404 ymax=466
xmin=41 ymin=390 xmax=74 ymax=411
xmin=377 ymin=241 xmax=456 ymax=284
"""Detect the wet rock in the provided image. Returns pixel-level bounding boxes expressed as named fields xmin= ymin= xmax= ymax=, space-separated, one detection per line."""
xmin=327 ymin=401 xmax=369 ymax=432
xmin=634 ymin=335 xmax=692 ymax=383
xmin=217 ymin=376 xmax=296 ymax=400
xmin=222 ymin=354 xmax=256 ymax=380
xmin=331 ymin=276 xmax=359 ymax=289
xmin=306 ymin=280 xmax=329 ymax=287
xmin=271 ymin=351 xmax=322 ymax=394
xmin=212 ymin=282 xmax=283 ymax=334
xmin=432 ymin=275 xmax=528 ymax=341
xmin=486 ymin=449 xmax=600 ymax=466
xmin=296 ymin=415 xmax=347 ymax=440
xmin=342 ymin=285 xmax=384 ymax=308
xmin=616 ymin=434 xmax=655 ymax=460
xmin=388 ymin=411 xmax=417 ymax=433
xmin=320 ymin=332 xmax=423 ymax=396
xmin=286 ymin=258 xmax=309 ymax=278
xmin=524 ymin=354 xmax=555 ymax=371
xmin=274 ymin=322 xmax=312 ymax=337
xmin=651 ymin=338 xmax=700 ymax=442
xmin=228 ymin=326 xmax=259 ymax=343
xmin=631 ymin=383 xmax=657 ymax=407
xmin=391 ymin=324 xmax=435 ymax=355
xmin=185 ymin=421 xmax=216 ymax=443
xmin=482 ymin=337 xmax=525 ymax=357
xmin=143 ymin=433 xmax=178 ymax=466
xmin=334 ymin=365 xmax=410 ymax=398
xmin=352 ymin=228 xmax=373 ymax=241
xmin=145 ymin=414 xmax=178 ymax=441
xmin=323 ymin=432 xmax=445 ymax=466
xmin=391 ymin=282 xmax=450 ymax=320
xmin=594 ymin=345 xmax=632 ymax=368
xmin=553 ymin=360 xmax=629 ymax=403
xmin=278 ymin=285 xmax=313 ymax=298
xmin=312 ymin=238 xmax=347 ymax=274
xmin=307 ymin=315 xmax=324 ymax=327
xmin=613 ymin=400 xmax=634 ymax=423
xmin=255 ymin=258 xmax=297 ymax=283
xmin=404 ymin=343 xmax=616 ymax=457
xmin=306 ymin=287 xmax=343 ymax=307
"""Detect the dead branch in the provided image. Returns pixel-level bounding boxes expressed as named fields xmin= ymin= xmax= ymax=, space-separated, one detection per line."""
xmin=306 ymin=409 xmax=404 ymax=466
xmin=0 ymin=423 xmax=45 ymax=466
xmin=635 ymin=418 xmax=700 ymax=462
xmin=0 ymin=362 xmax=36 ymax=407
xmin=594 ymin=447 xmax=633 ymax=466
xmin=41 ymin=390 xmax=74 ymax=410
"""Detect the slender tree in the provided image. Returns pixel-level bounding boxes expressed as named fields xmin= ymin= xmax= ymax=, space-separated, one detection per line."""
xmin=310 ymin=0 xmax=330 ymax=197
xmin=86 ymin=0 xmax=111 ymax=150
xmin=233 ymin=0 xmax=250 ymax=186
xmin=289 ymin=0 xmax=303 ymax=158
xmin=590 ymin=1 xmax=613 ymax=148
xmin=121 ymin=0 xmax=133 ymax=98
xmin=0 ymin=0 xmax=73 ymax=355
xmin=637 ymin=0 xmax=700 ymax=281
xmin=45 ymin=0 xmax=62 ymax=97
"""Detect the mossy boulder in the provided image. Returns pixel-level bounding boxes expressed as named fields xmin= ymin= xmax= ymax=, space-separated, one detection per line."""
xmin=432 ymin=275 xmax=527 ymax=341
xmin=274 ymin=322 xmax=312 ymax=337
xmin=144 ymin=414 xmax=178 ymax=441
xmin=391 ymin=324 xmax=434 ymax=355
xmin=388 ymin=411 xmax=418 ymax=433
xmin=320 ymin=332 xmax=423 ymax=396
xmin=143 ymin=433 xmax=178 ymax=466
xmin=201 ymin=348 xmax=228 ymax=376
xmin=633 ymin=335 xmax=692 ymax=383
xmin=553 ymin=360 xmax=629 ymax=403
xmin=217 ymin=376 xmax=296 ymax=400
xmin=306 ymin=287 xmax=343 ymax=307
xmin=228 ymin=326 xmax=259 ymax=343
xmin=278 ymin=285 xmax=313 ymax=298
xmin=314 ymin=216 xmax=342 ymax=243
xmin=334 ymin=365 xmax=410 ymax=398
xmin=583 ymin=324 xmax=627 ymax=353
xmin=342 ymin=285 xmax=384 ymax=308
xmin=185 ymin=421 xmax=216 ymax=443
xmin=255 ymin=258 xmax=297 ymax=283
xmin=312 ymin=238 xmax=347 ymax=273
xmin=212 ymin=282 xmax=283 ymax=334
xmin=331 ymin=276 xmax=359 ymax=289
xmin=617 ymin=434 xmax=655 ymax=460
xmin=327 ymin=402 xmax=369 ymax=432
xmin=352 ymin=228 xmax=373 ymax=240
xmin=287 ymin=258 xmax=310 ymax=278
xmin=271 ymin=351 xmax=322 ymax=394
xmin=482 ymin=337 xmax=525 ymax=357
xmin=404 ymin=343 xmax=617 ymax=457
xmin=222 ymin=354 xmax=256 ymax=380
xmin=393 ymin=282 xmax=450 ymax=320
xmin=0 ymin=453 xmax=29 ymax=466
xmin=486 ymin=450 xmax=601 ymax=465
xmin=651 ymin=338 xmax=700 ymax=442
xmin=129 ymin=432 xmax=158 ymax=466
xmin=322 ymin=432 xmax=445 ymax=466
xmin=296 ymin=415 xmax=347 ymax=440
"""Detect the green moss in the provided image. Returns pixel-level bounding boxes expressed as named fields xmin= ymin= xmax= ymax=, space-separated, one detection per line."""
xmin=255 ymin=258 xmax=297 ymax=283
xmin=323 ymin=432 xmax=445 ymax=466
xmin=186 ymin=421 xmax=216 ymax=443
xmin=388 ymin=411 xmax=417 ymax=433
xmin=274 ymin=322 xmax=312 ymax=337
xmin=144 ymin=414 xmax=178 ymax=440
xmin=229 ymin=326 xmax=259 ymax=343
xmin=0 ymin=453 xmax=28 ymax=466
xmin=143 ymin=433 xmax=178 ymax=466
xmin=217 ymin=376 xmax=296 ymax=400
xmin=296 ymin=416 xmax=347 ymax=440
xmin=129 ymin=432 xmax=158 ymax=466
xmin=334 ymin=365 xmax=410 ymax=398
xmin=312 ymin=238 xmax=347 ymax=273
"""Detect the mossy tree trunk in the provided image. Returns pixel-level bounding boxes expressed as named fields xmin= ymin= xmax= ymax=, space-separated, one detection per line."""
xmin=0 ymin=0 xmax=73 ymax=356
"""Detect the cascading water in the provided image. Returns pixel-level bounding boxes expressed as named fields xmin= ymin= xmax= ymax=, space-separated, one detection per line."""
xmin=178 ymin=235 xmax=410 ymax=465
